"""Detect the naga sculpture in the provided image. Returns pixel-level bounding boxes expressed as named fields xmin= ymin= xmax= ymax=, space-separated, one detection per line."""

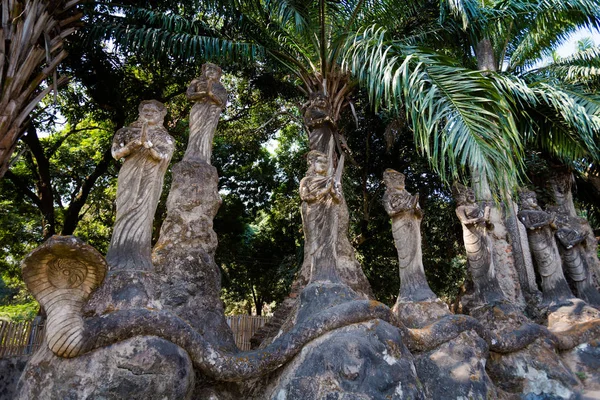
xmin=383 ymin=169 xmax=436 ymax=302
xmin=299 ymin=145 xmax=344 ymax=283
xmin=105 ymin=100 xmax=175 ymax=271
xmin=185 ymin=62 xmax=227 ymax=164
xmin=21 ymin=236 xmax=107 ymax=358
xmin=453 ymin=182 xmax=504 ymax=304
xmin=518 ymin=189 xmax=574 ymax=305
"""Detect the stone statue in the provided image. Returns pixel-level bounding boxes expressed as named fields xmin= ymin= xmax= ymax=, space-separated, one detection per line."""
xmin=549 ymin=168 xmax=600 ymax=290
xmin=383 ymin=169 xmax=436 ymax=302
xmin=547 ymin=206 xmax=600 ymax=306
xmin=300 ymin=147 xmax=344 ymax=283
xmin=303 ymin=91 xmax=334 ymax=153
xmin=518 ymin=189 xmax=573 ymax=305
xmin=106 ymin=100 xmax=175 ymax=271
xmin=184 ymin=63 xmax=227 ymax=163
xmin=21 ymin=236 xmax=107 ymax=357
xmin=453 ymin=182 xmax=504 ymax=304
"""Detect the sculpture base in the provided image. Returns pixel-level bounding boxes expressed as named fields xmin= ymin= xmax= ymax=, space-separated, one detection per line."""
xmin=393 ymin=298 xmax=449 ymax=328
xmin=17 ymin=337 xmax=194 ymax=400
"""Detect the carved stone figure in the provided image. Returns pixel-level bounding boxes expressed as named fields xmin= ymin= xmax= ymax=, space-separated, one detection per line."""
xmin=547 ymin=205 xmax=600 ymax=306
xmin=106 ymin=100 xmax=175 ymax=271
xmin=549 ymin=169 xmax=600 ymax=288
xmin=453 ymin=182 xmax=504 ymax=304
xmin=303 ymin=91 xmax=334 ymax=153
xmin=185 ymin=63 xmax=227 ymax=163
xmin=518 ymin=189 xmax=573 ymax=304
xmin=21 ymin=236 xmax=107 ymax=357
xmin=300 ymin=148 xmax=344 ymax=283
xmin=383 ymin=169 xmax=436 ymax=302
xmin=152 ymin=69 xmax=235 ymax=349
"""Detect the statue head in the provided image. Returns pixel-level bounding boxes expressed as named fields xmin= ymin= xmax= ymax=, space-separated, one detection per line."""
xmin=383 ymin=169 xmax=405 ymax=191
xmin=452 ymin=182 xmax=475 ymax=206
xmin=202 ymin=63 xmax=222 ymax=81
xmin=519 ymin=188 xmax=539 ymax=210
xmin=550 ymin=170 xmax=573 ymax=206
xmin=138 ymin=100 xmax=167 ymax=125
xmin=306 ymin=91 xmax=330 ymax=113
xmin=306 ymin=150 xmax=329 ymax=176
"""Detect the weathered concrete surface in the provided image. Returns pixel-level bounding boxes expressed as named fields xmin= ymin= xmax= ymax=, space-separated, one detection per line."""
xmin=562 ymin=341 xmax=600 ymax=391
xmin=0 ymin=356 xmax=28 ymax=400
xmin=547 ymin=299 xmax=600 ymax=393
xmin=384 ymin=169 xmax=437 ymax=302
xmin=474 ymin=304 xmax=580 ymax=399
xmin=264 ymin=320 xmax=423 ymax=400
xmin=473 ymin=304 xmax=580 ymax=399
xmin=453 ymin=182 xmax=506 ymax=307
xmin=152 ymin=160 xmax=236 ymax=351
xmin=17 ymin=337 xmax=194 ymax=400
xmin=393 ymin=299 xmax=450 ymax=329
xmin=413 ymin=330 xmax=499 ymax=400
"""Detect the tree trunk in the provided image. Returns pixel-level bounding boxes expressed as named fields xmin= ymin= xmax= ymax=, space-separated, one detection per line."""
xmin=473 ymin=39 xmax=536 ymax=306
xmin=21 ymin=126 xmax=56 ymax=239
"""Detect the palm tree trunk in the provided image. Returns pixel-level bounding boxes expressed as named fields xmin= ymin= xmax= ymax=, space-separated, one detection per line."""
xmin=0 ymin=0 xmax=82 ymax=178
xmin=473 ymin=40 xmax=538 ymax=306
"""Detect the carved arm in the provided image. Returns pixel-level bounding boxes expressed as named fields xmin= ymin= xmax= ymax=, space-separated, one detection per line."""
xmin=112 ymin=130 xmax=142 ymax=160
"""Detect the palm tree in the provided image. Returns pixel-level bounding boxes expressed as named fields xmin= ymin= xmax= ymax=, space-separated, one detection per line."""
xmin=0 ymin=0 xmax=84 ymax=178
xmin=91 ymin=0 xmax=524 ymax=191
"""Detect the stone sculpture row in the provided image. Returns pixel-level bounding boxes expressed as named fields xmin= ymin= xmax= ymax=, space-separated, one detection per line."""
xmin=14 ymin=63 xmax=600 ymax=399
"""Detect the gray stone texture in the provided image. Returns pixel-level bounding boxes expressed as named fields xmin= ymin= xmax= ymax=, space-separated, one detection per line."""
xmin=17 ymin=337 xmax=194 ymax=400
xmin=413 ymin=330 xmax=498 ymax=400
xmin=264 ymin=320 xmax=424 ymax=400
xmin=473 ymin=304 xmax=580 ymax=398
xmin=383 ymin=169 xmax=436 ymax=302
xmin=519 ymin=189 xmax=574 ymax=305
xmin=0 ymin=356 xmax=28 ymax=400
xmin=453 ymin=182 xmax=506 ymax=306
xmin=470 ymin=170 xmax=525 ymax=307
xmin=152 ymin=160 xmax=236 ymax=351
xmin=549 ymin=169 xmax=600 ymax=288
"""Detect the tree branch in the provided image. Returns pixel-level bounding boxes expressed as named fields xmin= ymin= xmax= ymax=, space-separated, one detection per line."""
xmin=62 ymin=147 xmax=114 ymax=235
xmin=4 ymin=170 xmax=43 ymax=209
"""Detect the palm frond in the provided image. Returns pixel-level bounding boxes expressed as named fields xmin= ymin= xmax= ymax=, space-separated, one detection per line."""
xmin=493 ymin=74 xmax=600 ymax=163
xmin=527 ymin=46 xmax=600 ymax=83
xmin=343 ymin=26 xmax=524 ymax=193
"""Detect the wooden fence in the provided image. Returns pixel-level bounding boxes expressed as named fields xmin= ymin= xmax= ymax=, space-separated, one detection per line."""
xmin=226 ymin=315 xmax=269 ymax=351
xmin=0 ymin=319 xmax=45 ymax=358
xmin=0 ymin=315 xmax=268 ymax=357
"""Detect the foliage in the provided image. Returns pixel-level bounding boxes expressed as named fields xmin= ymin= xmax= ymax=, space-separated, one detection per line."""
xmin=214 ymin=75 xmax=306 ymax=315
xmin=0 ymin=303 xmax=39 ymax=322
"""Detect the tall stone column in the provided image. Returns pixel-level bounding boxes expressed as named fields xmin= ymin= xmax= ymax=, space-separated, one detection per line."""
xmin=470 ymin=170 xmax=528 ymax=307
xmin=548 ymin=205 xmax=600 ymax=306
xmin=90 ymin=99 xmax=174 ymax=313
xmin=518 ymin=189 xmax=574 ymax=305
xmin=383 ymin=169 xmax=449 ymax=327
xmin=549 ymin=168 xmax=600 ymax=288
xmin=383 ymin=169 xmax=436 ymax=302
xmin=152 ymin=63 xmax=236 ymax=352
xmin=453 ymin=182 xmax=505 ymax=306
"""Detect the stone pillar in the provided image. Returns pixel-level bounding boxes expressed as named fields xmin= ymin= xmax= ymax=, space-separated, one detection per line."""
xmin=518 ymin=189 xmax=574 ymax=305
xmin=152 ymin=64 xmax=236 ymax=351
xmin=470 ymin=169 xmax=526 ymax=307
xmin=453 ymin=182 xmax=505 ymax=306
xmin=549 ymin=168 xmax=600 ymax=288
